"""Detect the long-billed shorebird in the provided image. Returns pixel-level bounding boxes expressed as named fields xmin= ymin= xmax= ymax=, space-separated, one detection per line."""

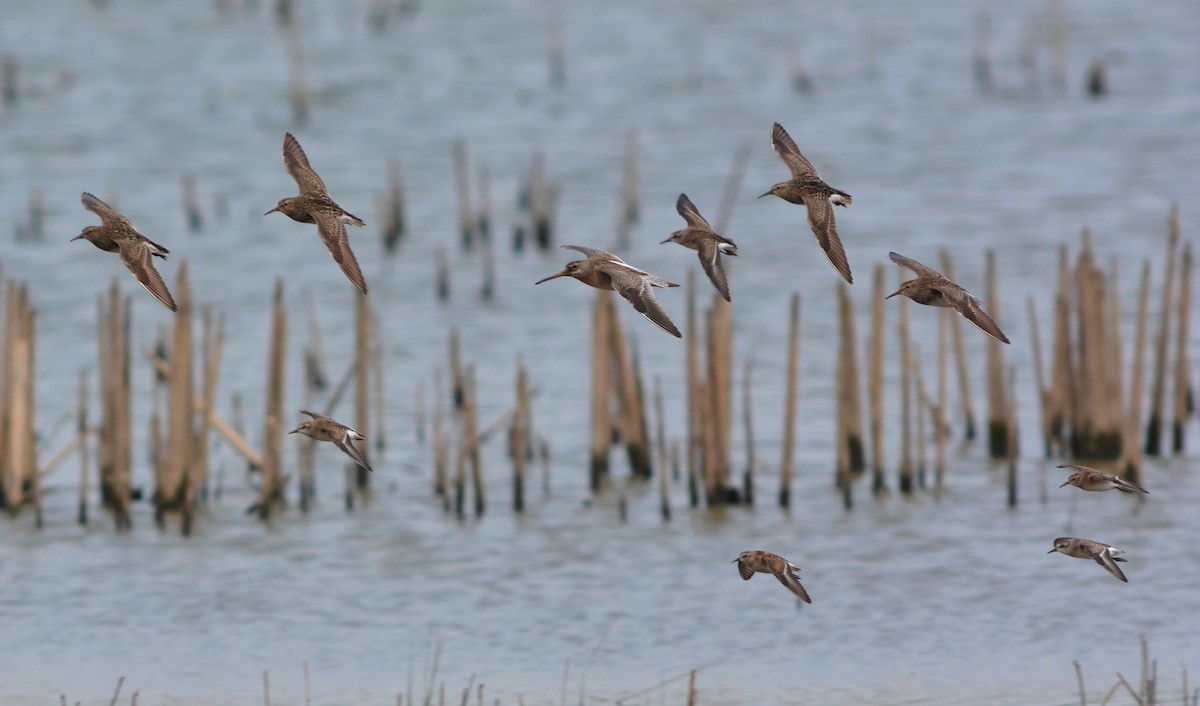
xmin=661 ymin=193 xmax=738 ymax=302
xmin=536 ymin=245 xmax=682 ymax=338
xmin=733 ymin=550 xmax=812 ymax=603
xmin=1057 ymin=464 xmax=1149 ymax=494
xmin=760 ymin=122 xmax=853 ymax=284
xmin=266 ymin=133 xmax=368 ymax=295
xmin=886 ymin=251 xmax=1010 ymax=344
xmin=72 ymin=192 xmax=177 ymax=312
xmin=288 ymin=410 xmax=373 ymax=473
xmin=1048 ymin=537 xmax=1129 ymax=582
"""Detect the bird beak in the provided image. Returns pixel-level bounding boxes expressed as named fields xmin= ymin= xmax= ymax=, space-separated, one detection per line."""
xmin=731 ymin=558 xmax=739 ymax=563
xmin=757 ymin=191 xmax=772 ymax=199
xmin=1058 ymin=481 xmax=1070 ymax=488
xmin=535 ymin=271 xmax=569 ymax=285
xmin=70 ymin=235 xmax=84 ymax=241
xmin=288 ymin=427 xmax=299 ymax=434
xmin=885 ymin=289 xmax=902 ymax=299
xmin=265 ymin=207 xmax=280 ymax=216
xmin=1047 ymin=548 xmax=1057 ymax=554
xmin=660 ymin=238 xmax=672 ymax=244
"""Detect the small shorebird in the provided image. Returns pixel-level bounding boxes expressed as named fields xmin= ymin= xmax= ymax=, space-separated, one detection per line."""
xmin=288 ymin=410 xmax=373 ymax=473
xmin=733 ymin=550 xmax=812 ymax=603
xmin=536 ymin=245 xmax=682 ymax=338
xmin=760 ymin=122 xmax=853 ymax=284
xmin=266 ymin=133 xmax=368 ymax=295
xmin=1048 ymin=537 xmax=1129 ymax=582
xmin=661 ymin=193 xmax=738 ymax=302
xmin=72 ymin=192 xmax=177 ymax=312
xmin=1057 ymin=464 xmax=1149 ymax=494
xmin=886 ymin=251 xmax=1010 ymax=344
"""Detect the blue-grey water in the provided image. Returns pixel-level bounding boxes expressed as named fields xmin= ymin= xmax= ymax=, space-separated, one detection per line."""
xmin=1 ymin=0 xmax=1199 ymax=704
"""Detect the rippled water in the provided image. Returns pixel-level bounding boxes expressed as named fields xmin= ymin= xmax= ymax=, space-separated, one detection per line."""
xmin=2 ymin=0 xmax=1199 ymax=703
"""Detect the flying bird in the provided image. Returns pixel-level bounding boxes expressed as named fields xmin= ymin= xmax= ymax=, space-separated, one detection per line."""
xmin=661 ymin=193 xmax=738 ymax=302
xmin=536 ymin=245 xmax=682 ymax=338
xmin=886 ymin=251 xmax=1010 ymax=344
xmin=760 ymin=122 xmax=854 ymax=284
xmin=288 ymin=410 xmax=373 ymax=473
xmin=733 ymin=550 xmax=812 ymax=603
xmin=72 ymin=192 xmax=177 ymax=312
xmin=1048 ymin=537 xmax=1129 ymax=583
xmin=1057 ymin=464 xmax=1149 ymax=494
xmin=266 ymin=133 xmax=369 ymax=294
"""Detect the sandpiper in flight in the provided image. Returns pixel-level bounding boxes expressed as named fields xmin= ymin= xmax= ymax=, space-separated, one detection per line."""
xmin=289 ymin=410 xmax=373 ymax=473
xmin=886 ymin=251 xmax=1011 ymax=344
xmin=266 ymin=133 xmax=369 ymax=295
xmin=661 ymin=193 xmax=738 ymax=302
xmin=72 ymin=192 xmax=178 ymax=312
xmin=733 ymin=550 xmax=813 ymax=603
xmin=536 ymin=245 xmax=682 ymax=338
xmin=1048 ymin=537 xmax=1129 ymax=582
xmin=760 ymin=122 xmax=854 ymax=284
xmin=1057 ymin=464 xmax=1149 ymax=494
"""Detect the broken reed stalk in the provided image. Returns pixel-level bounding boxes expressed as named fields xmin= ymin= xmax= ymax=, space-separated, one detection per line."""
xmin=158 ymin=261 xmax=193 ymax=527
xmin=476 ymin=163 xmax=492 ymax=243
xmin=706 ymin=297 xmax=734 ymax=502
xmin=433 ymin=367 xmax=448 ymax=502
xmin=936 ymin=308 xmax=948 ymax=492
xmin=1027 ymin=297 xmax=1052 ymax=456
xmin=779 ymin=292 xmax=800 ymax=507
xmin=590 ymin=291 xmax=612 ymax=491
xmin=354 ymin=288 xmax=371 ymax=488
xmin=511 ymin=359 xmax=529 ymax=513
xmin=1145 ymin=206 xmax=1178 ymax=456
xmin=1119 ymin=261 xmax=1151 ymax=482
xmin=1072 ymin=231 xmax=1121 ymax=457
xmin=985 ymin=249 xmax=1009 ymax=457
xmin=1006 ymin=365 xmax=1018 ymax=508
xmin=1173 ymin=241 xmax=1192 ymax=452
xmin=298 ymin=334 xmax=316 ymax=511
xmin=834 ymin=285 xmax=854 ymax=509
xmin=381 ymin=157 xmax=407 ymax=253
xmin=415 ymin=379 xmax=426 ymax=444
xmin=837 ymin=284 xmax=865 ymax=475
xmin=914 ymin=346 xmax=927 ymax=489
xmin=609 ymin=299 xmax=653 ymax=479
xmin=869 ymin=263 xmax=886 ymax=494
xmin=78 ymin=370 xmax=89 ymax=525
xmin=96 ymin=282 xmax=132 ymax=528
xmin=464 ymin=365 xmax=484 ymax=516
xmin=741 ymin=358 xmax=754 ymax=504
xmin=1107 ymin=258 xmax=1126 ymax=462
xmin=529 ymin=153 xmax=554 ymax=250
xmin=258 ymin=279 xmax=287 ymax=519
xmin=190 ymin=309 xmax=224 ymax=523
xmin=181 ymin=174 xmax=203 ymax=232
xmin=1 ymin=283 xmax=36 ymax=514
xmin=435 ymin=246 xmax=451 ymax=301
xmin=655 ymin=378 xmax=670 ymax=521
xmin=453 ymin=139 xmax=474 ymax=249
xmin=940 ymin=250 xmax=976 ymax=440
xmin=898 ymin=278 xmax=914 ymax=494
xmin=372 ymin=329 xmax=385 ymax=455
xmin=1048 ymin=245 xmax=1072 ymax=454
xmin=685 ymin=271 xmax=700 ymax=507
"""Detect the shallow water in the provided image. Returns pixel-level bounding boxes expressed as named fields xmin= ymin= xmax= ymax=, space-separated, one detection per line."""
xmin=1 ymin=0 xmax=1199 ymax=704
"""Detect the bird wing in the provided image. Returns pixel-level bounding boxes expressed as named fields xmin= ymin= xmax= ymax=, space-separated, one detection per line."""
xmin=805 ymin=197 xmax=853 ymax=284
xmin=888 ymin=251 xmax=942 ymax=279
xmin=561 ymin=244 xmax=624 ymax=264
xmin=938 ymin=287 xmax=1011 ymax=344
xmin=116 ymin=237 xmax=177 ymax=312
xmin=81 ymin=192 xmax=137 ymax=231
xmin=334 ymin=434 xmax=374 ymax=472
xmin=298 ymin=409 xmax=326 ymax=421
xmin=676 ymin=193 xmax=712 ymax=231
xmin=313 ymin=211 xmax=369 ymax=294
xmin=737 ymin=560 xmax=755 ymax=581
xmin=282 ymin=133 xmax=329 ymax=197
xmin=1093 ymin=549 xmax=1129 ymax=582
xmin=771 ymin=122 xmax=819 ymax=179
xmin=775 ymin=566 xmax=813 ymax=603
xmin=697 ymin=240 xmax=731 ymax=302
xmin=607 ymin=267 xmax=682 ymax=338
xmin=1112 ymin=476 xmax=1150 ymax=494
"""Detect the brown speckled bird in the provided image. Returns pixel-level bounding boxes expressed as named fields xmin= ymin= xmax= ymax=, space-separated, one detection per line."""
xmin=733 ymin=550 xmax=812 ymax=603
xmin=661 ymin=193 xmax=738 ymax=302
xmin=886 ymin=251 xmax=1010 ymax=344
xmin=72 ymin=192 xmax=177 ymax=312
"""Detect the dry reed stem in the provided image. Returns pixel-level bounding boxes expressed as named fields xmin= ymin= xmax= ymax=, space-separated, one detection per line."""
xmin=609 ymin=298 xmax=653 ymax=479
xmin=779 ymin=292 xmax=800 ymax=507
xmin=590 ymin=292 xmax=612 ymax=490
xmin=258 ymin=279 xmax=287 ymax=518
xmin=354 ymin=288 xmax=371 ymax=488
xmin=898 ymin=275 xmax=913 ymax=494
xmin=654 ymin=378 xmax=670 ymax=520
xmin=1146 ymin=206 xmax=1179 ymax=455
xmin=1006 ymin=364 xmax=1018 ymax=507
xmin=1173 ymin=240 xmax=1193 ymax=452
xmin=512 ymin=360 xmax=529 ymax=512
xmin=1119 ymin=261 xmax=1150 ymax=481
xmin=181 ymin=174 xmax=202 ymax=232
xmin=685 ymin=271 xmax=700 ymax=505
xmin=453 ymin=139 xmax=474 ymax=249
xmin=940 ymin=250 xmax=976 ymax=440
xmin=985 ymin=249 xmax=1008 ymax=457
xmin=936 ymin=308 xmax=947 ymax=491
xmin=741 ymin=358 xmax=754 ymax=504
xmin=465 ymin=365 xmax=484 ymax=516
xmin=1049 ymin=245 xmax=1072 ymax=454
xmin=160 ymin=261 xmax=193 ymax=519
xmin=1027 ymin=297 xmax=1051 ymax=456
xmin=869 ymin=263 xmax=886 ymax=494
xmin=714 ymin=140 xmax=752 ymax=235
xmin=78 ymin=370 xmax=89 ymax=524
